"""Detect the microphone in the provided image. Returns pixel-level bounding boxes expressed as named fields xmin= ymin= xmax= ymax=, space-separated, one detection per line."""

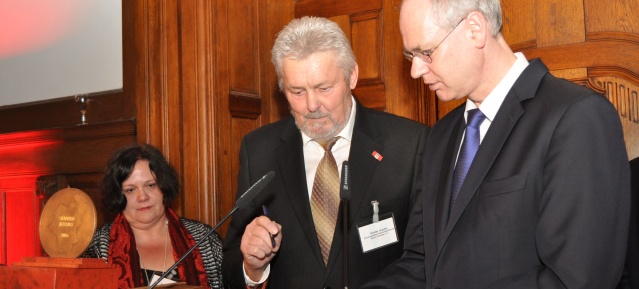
xmin=340 ymin=160 xmax=351 ymax=199
xmin=340 ymin=161 xmax=350 ymax=289
xmin=149 ymin=171 xmax=275 ymax=289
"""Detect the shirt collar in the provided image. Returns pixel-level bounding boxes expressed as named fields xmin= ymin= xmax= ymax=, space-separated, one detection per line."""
xmin=464 ymin=52 xmax=529 ymax=121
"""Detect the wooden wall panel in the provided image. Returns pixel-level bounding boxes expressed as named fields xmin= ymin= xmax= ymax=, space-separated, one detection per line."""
xmin=350 ymin=11 xmax=386 ymax=111
xmin=585 ymin=0 xmax=639 ymax=33
xmin=550 ymin=68 xmax=588 ymax=81
xmin=500 ymin=0 xmax=535 ymax=46
xmin=535 ymin=0 xmax=585 ymax=47
xmin=228 ymin=0 xmax=260 ymax=94
xmin=141 ymin=0 xmax=181 ymax=149
xmin=228 ymin=117 xmax=260 ymax=207
xmin=214 ymin=0 xmax=233 ymax=233
xmin=215 ymin=0 xmax=271 ymax=236
xmin=132 ymin=0 xmax=187 ymax=214
xmin=177 ymin=0 xmax=218 ymax=224
xmin=351 ymin=12 xmax=382 ymax=82
xmin=265 ymin=1 xmax=296 ymax=122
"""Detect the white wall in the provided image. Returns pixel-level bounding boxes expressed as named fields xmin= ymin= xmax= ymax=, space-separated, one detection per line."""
xmin=0 ymin=0 xmax=122 ymax=107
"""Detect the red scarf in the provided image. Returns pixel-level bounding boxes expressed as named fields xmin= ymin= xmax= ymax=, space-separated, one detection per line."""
xmin=108 ymin=208 xmax=210 ymax=289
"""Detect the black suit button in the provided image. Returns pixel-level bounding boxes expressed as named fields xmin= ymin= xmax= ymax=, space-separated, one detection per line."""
xmin=323 ymin=287 xmax=331 ymax=289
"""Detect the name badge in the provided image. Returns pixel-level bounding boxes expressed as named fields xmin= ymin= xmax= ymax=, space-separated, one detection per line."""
xmin=356 ymin=201 xmax=398 ymax=252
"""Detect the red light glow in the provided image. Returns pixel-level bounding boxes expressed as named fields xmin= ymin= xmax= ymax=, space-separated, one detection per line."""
xmin=0 ymin=129 xmax=64 ymax=265
xmin=0 ymin=0 xmax=90 ymax=58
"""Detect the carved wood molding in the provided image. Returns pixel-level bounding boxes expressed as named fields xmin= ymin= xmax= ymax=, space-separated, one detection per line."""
xmin=590 ymin=77 xmax=639 ymax=124
xmin=572 ymin=68 xmax=639 ymax=124
xmin=516 ymin=32 xmax=639 ymax=76
xmin=229 ymin=91 xmax=262 ymax=119
xmin=589 ymin=66 xmax=639 ymax=88
xmin=586 ymin=31 xmax=639 ymax=45
xmin=583 ymin=78 xmax=607 ymax=95
xmin=353 ymin=83 xmax=386 ymax=110
xmin=510 ymin=39 xmax=537 ymax=52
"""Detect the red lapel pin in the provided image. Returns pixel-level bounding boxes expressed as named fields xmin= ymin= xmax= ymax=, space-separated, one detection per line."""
xmin=372 ymin=151 xmax=383 ymax=161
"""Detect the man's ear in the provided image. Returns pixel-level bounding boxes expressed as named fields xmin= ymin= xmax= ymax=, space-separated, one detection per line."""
xmin=349 ymin=64 xmax=359 ymax=89
xmin=466 ymin=11 xmax=488 ymax=48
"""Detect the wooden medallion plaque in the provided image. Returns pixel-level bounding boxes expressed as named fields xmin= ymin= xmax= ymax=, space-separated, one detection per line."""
xmin=38 ymin=188 xmax=97 ymax=258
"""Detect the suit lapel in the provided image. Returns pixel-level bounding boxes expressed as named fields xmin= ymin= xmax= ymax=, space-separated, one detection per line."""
xmin=438 ymin=59 xmax=548 ymax=258
xmin=443 ymin=96 xmax=523 ymax=237
xmin=435 ymin=116 xmax=464 ymax=251
xmin=276 ymin=122 xmax=326 ymax=269
xmin=344 ymin=103 xmax=383 ymax=232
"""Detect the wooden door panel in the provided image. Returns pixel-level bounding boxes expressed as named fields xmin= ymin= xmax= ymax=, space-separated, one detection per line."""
xmin=585 ymin=0 xmax=639 ymax=33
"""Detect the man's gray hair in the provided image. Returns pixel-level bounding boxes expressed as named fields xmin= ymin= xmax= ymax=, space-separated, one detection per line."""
xmin=271 ymin=16 xmax=357 ymax=90
xmin=427 ymin=0 xmax=502 ymax=36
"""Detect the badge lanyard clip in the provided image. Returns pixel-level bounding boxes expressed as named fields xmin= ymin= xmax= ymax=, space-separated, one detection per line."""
xmin=371 ymin=200 xmax=379 ymax=223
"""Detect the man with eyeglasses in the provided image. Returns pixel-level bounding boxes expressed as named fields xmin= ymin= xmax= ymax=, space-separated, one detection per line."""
xmin=363 ymin=0 xmax=630 ymax=288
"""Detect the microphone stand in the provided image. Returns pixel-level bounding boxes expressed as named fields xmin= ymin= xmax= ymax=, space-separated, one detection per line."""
xmin=340 ymin=161 xmax=351 ymax=289
xmin=148 ymin=208 xmax=235 ymax=288
xmin=149 ymin=171 xmax=275 ymax=289
xmin=342 ymin=197 xmax=349 ymax=289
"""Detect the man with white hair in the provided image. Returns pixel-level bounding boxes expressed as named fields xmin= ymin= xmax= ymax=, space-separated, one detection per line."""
xmin=223 ymin=16 xmax=428 ymax=289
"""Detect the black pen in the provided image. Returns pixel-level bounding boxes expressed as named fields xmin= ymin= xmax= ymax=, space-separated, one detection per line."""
xmin=262 ymin=204 xmax=277 ymax=248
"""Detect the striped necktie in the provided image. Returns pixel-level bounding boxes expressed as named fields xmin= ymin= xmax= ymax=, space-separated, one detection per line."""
xmin=310 ymin=137 xmax=340 ymax=266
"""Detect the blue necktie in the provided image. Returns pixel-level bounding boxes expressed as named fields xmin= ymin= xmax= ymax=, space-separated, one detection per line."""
xmin=451 ymin=109 xmax=486 ymax=207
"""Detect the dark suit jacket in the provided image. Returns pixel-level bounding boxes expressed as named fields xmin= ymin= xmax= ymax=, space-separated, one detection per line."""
xmin=363 ymin=59 xmax=630 ymax=289
xmin=619 ymin=157 xmax=639 ymax=289
xmin=222 ymin=100 xmax=428 ymax=289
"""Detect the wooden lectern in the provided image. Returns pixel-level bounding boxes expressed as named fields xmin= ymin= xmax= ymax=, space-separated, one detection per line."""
xmin=0 ymin=257 xmax=118 ymax=289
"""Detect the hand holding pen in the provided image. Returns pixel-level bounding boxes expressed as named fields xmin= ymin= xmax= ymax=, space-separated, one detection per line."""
xmin=262 ymin=205 xmax=277 ymax=247
xmin=240 ymin=205 xmax=282 ymax=281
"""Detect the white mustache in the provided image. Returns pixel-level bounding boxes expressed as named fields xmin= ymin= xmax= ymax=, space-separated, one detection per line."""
xmin=304 ymin=111 xmax=330 ymax=119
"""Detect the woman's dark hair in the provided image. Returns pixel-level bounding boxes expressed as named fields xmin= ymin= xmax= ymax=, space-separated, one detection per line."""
xmin=102 ymin=143 xmax=179 ymax=212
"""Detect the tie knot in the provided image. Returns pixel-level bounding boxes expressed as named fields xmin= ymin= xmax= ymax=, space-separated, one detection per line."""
xmin=317 ymin=137 xmax=339 ymax=151
xmin=466 ymin=109 xmax=486 ymax=128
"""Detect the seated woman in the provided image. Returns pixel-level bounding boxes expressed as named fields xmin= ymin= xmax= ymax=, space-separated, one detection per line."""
xmin=84 ymin=144 xmax=223 ymax=289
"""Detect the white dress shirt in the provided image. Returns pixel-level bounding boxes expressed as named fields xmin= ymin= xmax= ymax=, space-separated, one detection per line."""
xmin=461 ymin=52 xmax=529 ymax=143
